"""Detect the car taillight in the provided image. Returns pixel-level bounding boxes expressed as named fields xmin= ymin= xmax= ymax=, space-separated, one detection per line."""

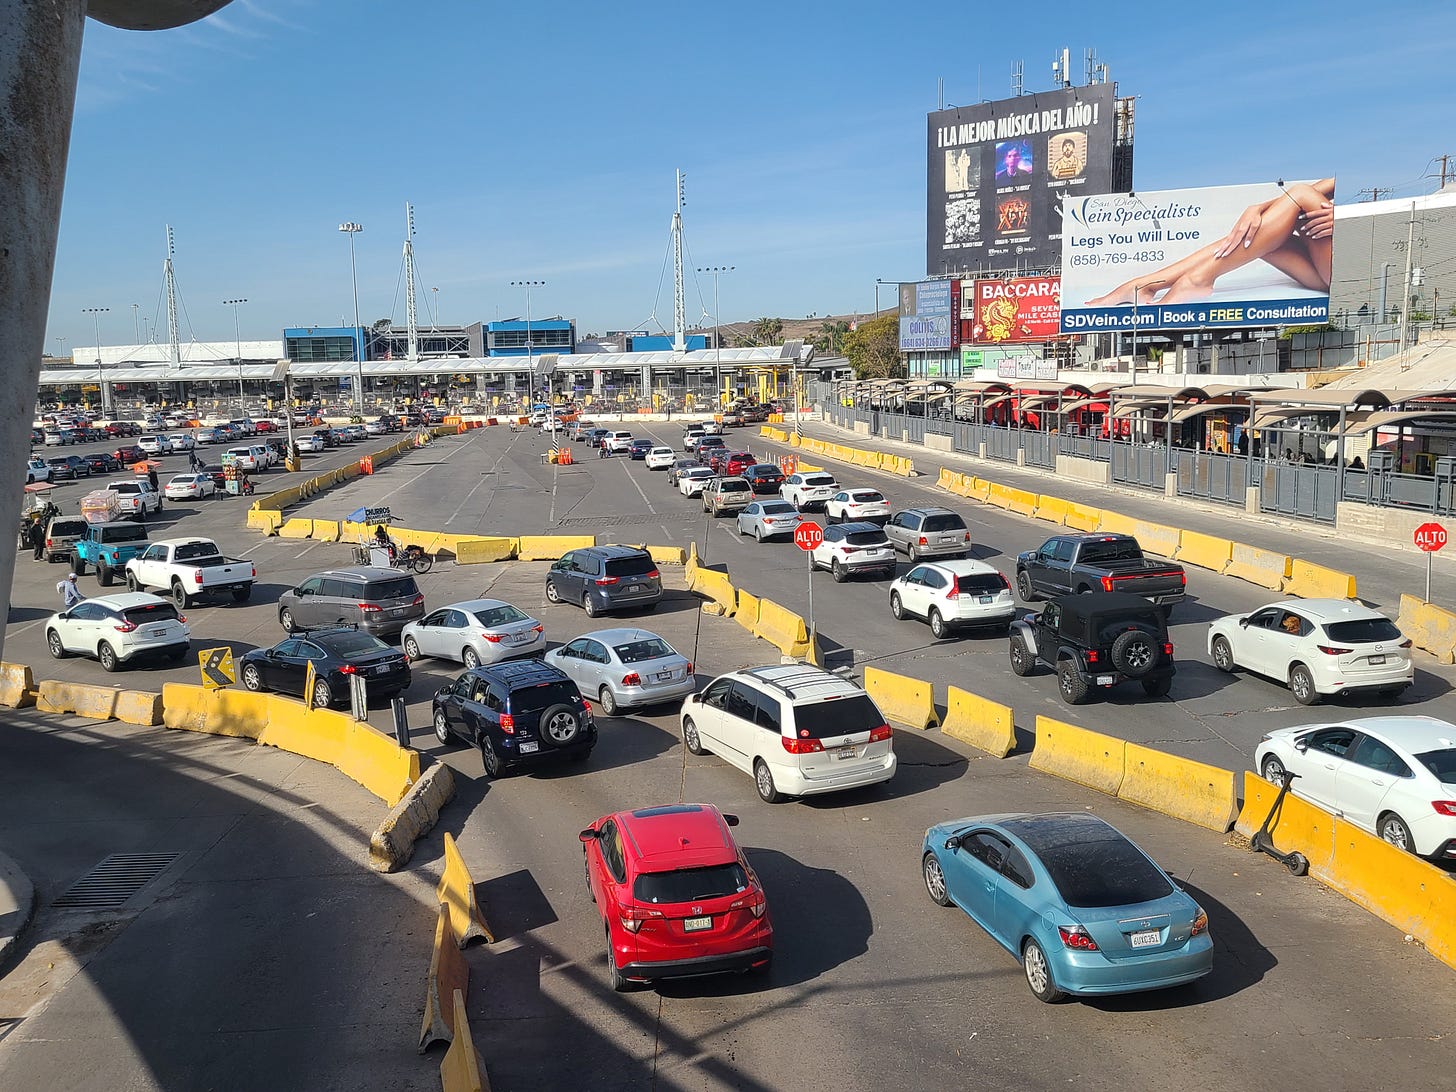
xmin=482 ymin=633 xmax=503 ymax=643
xmin=1085 ymin=649 xmax=1098 ymax=663
xmin=251 ymin=566 xmax=257 ymax=579
xmin=113 ymin=621 xmax=138 ymax=633
xmin=869 ymin=724 xmax=893 ymax=743
xmin=193 ymin=570 xmax=204 ymax=584
xmin=46 ymin=538 xmax=53 ymax=547
xmin=918 ymin=535 xmax=928 ymax=545
xmin=622 ymin=673 xmax=641 ymax=686
xmin=619 ymin=905 xmax=664 ymax=933
xmin=781 ymin=735 xmax=825 ymax=755
xmin=749 ymin=897 xmax=767 ymax=919
xmin=998 ymin=573 xmax=1011 ymax=589
xmin=1432 ymin=801 xmax=1456 ymax=817
xmin=1179 ymin=571 xmax=1187 ymax=586
xmin=1317 ymin=645 xmax=1352 ymax=656
xmin=596 ymin=576 xmax=620 ymax=586
xmin=945 ymin=586 xmax=958 ymax=599
xmin=411 ymin=594 xmax=424 ymax=607
xmin=1100 ymin=575 xmax=1114 ymax=592
xmin=964 ymin=532 xmax=972 ymax=542
xmin=1057 ymin=925 xmax=1098 ymax=951
xmin=646 ymin=569 xmax=660 ymax=580
xmin=358 ymin=603 xmax=382 ymax=613
xmin=499 ymin=713 xmax=515 ymax=733
xmin=338 ymin=664 xmax=358 ymax=674
xmin=685 ymin=662 xmax=693 ymax=674
xmin=1399 ymin=639 xmax=1413 ymax=649
xmin=533 ymin=624 xmax=544 ymax=633
xmin=1190 ymin=908 xmax=1209 ymax=937
xmin=1163 ymin=642 xmax=1174 ymax=656
xmin=178 ymin=615 xmax=187 ymax=624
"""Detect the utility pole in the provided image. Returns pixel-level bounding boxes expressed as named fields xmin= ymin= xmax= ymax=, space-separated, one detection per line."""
xmin=224 ymin=298 xmax=247 ymax=403
xmin=83 ymin=306 xmax=109 ymax=415
xmin=698 ymin=267 xmax=733 ymax=408
xmin=1355 ymin=188 xmax=1388 ymax=203
xmin=403 ymin=203 xmax=418 ymax=363
xmin=511 ymin=280 xmax=545 ymax=407
xmin=338 ymin=221 xmax=364 ymax=410
xmin=1401 ymin=202 xmax=1417 ymax=352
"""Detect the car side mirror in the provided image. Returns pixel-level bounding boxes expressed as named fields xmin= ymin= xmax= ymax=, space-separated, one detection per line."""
xmin=944 ymin=836 xmax=961 ymax=851
xmin=687 ymin=692 xmax=700 ymax=704
xmin=1294 ymin=740 xmax=1309 ymax=754
xmin=1239 ymin=618 xmax=1249 ymax=628
xmin=722 ymin=813 xmax=740 ymax=827
xmin=578 ymin=828 xmax=599 ymax=843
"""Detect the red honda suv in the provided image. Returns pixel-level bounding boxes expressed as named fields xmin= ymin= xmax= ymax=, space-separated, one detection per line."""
xmin=580 ymin=802 xmax=773 ymax=990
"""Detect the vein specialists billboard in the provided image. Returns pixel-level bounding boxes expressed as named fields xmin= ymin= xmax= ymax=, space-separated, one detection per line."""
xmin=968 ymin=277 xmax=1062 ymax=343
xmin=1058 ymin=179 xmax=1335 ymax=333
xmin=898 ymin=279 xmax=954 ymax=351
xmin=928 ymin=85 xmax=1117 ymax=277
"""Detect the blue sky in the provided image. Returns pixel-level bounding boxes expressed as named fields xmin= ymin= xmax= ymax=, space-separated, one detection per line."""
xmin=45 ymin=0 xmax=1456 ymax=350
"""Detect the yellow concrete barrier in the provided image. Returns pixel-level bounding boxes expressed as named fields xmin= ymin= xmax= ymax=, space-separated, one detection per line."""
xmin=1064 ymin=502 xmax=1101 ymax=532
xmin=938 ymin=468 xmax=954 ymax=490
xmin=796 ymin=461 xmax=822 ymax=473
xmin=454 ymin=536 xmax=518 ymax=564
xmin=1005 ymin=487 xmax=1038 ymax=517
xmin=419 ymin=902 xmax=469 ymax=1053
xmin=438 ymin=832 xmax=494 ymax=947
xmin=1175 ymin=530 xmax=1233 ymax=574
xmin=693 ymin=567 xmax=737 ymax=616
xmin=36 ymin=680 xmax=119 ymax=721
xmin=1119 ymin=743 xmax=1239 ymax=832
xmin=439 ymin=989 xmax=487 ymax=1092
xmin=1034 ymin=496 xmax=1070 ymax=525
xmin=337 ymin=720 xmax=422 ymax=807
xmin=1225 ymin=543 xmax=1291 ymax=591
xmin=0 ymin=662 xmax=35 ymax=708
xmin=514 ymin=534 xmax=596 ymax=561
xmin=157 ymin=685 xmax=268 ymax=739
xmin=1133 ymin=519 xmax=1181 ymax=559
xmin=1285 ymin=558 xmax=1358 ymax=600
xmin=647 ymin=545 xmax=687 ymax=566
xmin=940 ymin=686 xmax=1014 ymax=757
xmin=734 ymin=589 xmax=762 ymax=633
xmin=1096 ymin=510 xmax=1138 ymax=537
xmin=246 ymin=508 xmax=283 ymax=533
xmin=684 ymin=541 xmax=701 ymax=589
xmin=1397 ymin=593 xmax=1456 ymax=664
xmin=370 ymin=761 xmax=456 ymax=873
xmin=1232 ymin=771 xmax=1337 ymax=876
xmin=114 ymin=690 xmax=163 ymax=726
xmin=279 ymin=518 xmax=314 ymax=539
xmin=1028 ymin=716 xmax=1125 ymax=796
xmin=964 ymin=477 xmax=990 ymax=502
xmin=311 ymin=519 xmax=340 ymax=542
xmin=863 ymin=666 xmax=939 ymax=730
xmin=753 ymin=599 xmax=813 ymax=659
xmin=259 ymin=699 xmax=348 ymax=766
xmin=986 ymin=482 xmax=1017 ymax=510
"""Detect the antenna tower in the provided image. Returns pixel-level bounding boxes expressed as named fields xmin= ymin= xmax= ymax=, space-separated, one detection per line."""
xmin=404 ymin=203 xmax=419 ymax=361
xmin=672 ymin=171 xmax=686 ymax=353
xmin=164 ymin=225 xmax=181 ymax=366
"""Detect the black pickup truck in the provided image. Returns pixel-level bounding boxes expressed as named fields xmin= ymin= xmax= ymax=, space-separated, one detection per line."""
xmin=1015 ymin=533 xmax=1186 ymax=616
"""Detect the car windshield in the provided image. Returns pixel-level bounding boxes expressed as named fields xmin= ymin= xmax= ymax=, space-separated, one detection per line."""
xmin=614 ymin=637 xmax=675 ymax=664
xmin=361 ymin=577 xmax=419 ymax=601
xmin=99 ymin=525 xmax=147 ymax=544
xmin=1037 ymin=833 xmax=1174 ymax=908
xmin=761 ymin=502 xmax=796 ymax=515
xmin=922 ymin=513 xmax=966 ymax=532
xmin=633 ymin=863 xmax=748 ymax=905
xmin=1324 ymin=618 xmax=1403 ymax=643
xmin=121 ymin=602 xmax=180 ymax=624
xmin=173 ymin=541 xmax=221 ymax=562
xmin=322 ymin=632 xmax=392 ymax=656
xmin=793 ymin=694 xmax=885 ymax=739
xmin=956 ymin=573 xmax=1006 ymax=594
xmin=845 ymin=530 xmax=888 ymax=546
xmin=476 ymin=604 xmax=529 ymax=628
xmin=605 ymin=555 xmax=657 ymax=578
xmin=803 ymin=475 xmax=835 ymax=487
xmin=1416 ymin=748 xmax=1456 ymax=782
xmin=1079 ymin=540 xmax=1144 ymax=564
xmin=509 ymin=681 xmax=581 ymax=713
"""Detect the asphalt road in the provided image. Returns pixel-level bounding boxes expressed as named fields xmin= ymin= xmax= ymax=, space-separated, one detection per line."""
xmin=5 ymin=424 xmax=1454 ymax=1091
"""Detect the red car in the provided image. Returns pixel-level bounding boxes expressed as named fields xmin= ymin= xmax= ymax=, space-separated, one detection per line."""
xmin=255 ymin=419 xmax=276 ymax=433
xmin=711 ymin=450 xmax=753 ymax=475
xmin=580 ymin=802 xmax=773 ymax=990
xmin=113 ymin=444 xmax=145 ymax=464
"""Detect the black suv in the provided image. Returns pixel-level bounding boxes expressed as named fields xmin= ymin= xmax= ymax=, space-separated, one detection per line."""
xmin=545 ymin=545 xmax=662 ymax=616
xmin=1007 ymin=591 xmax=1175 ymax=704
xmin=431 ymin=659 xmax=596 ymax=778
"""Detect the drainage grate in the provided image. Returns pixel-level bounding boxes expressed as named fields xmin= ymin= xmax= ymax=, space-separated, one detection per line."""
xmin=52 ymin=853 xmax=180 ymax=910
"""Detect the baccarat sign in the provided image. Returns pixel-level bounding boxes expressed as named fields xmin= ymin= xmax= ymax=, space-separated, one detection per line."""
xmin=969 ymin=277 xmax=1062 ymax=344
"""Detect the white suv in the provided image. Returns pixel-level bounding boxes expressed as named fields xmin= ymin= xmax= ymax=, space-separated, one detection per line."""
xmin=780 ymin=471 xmax=838 ymax=511
xmin=605 ymin=431 xmax=633 ymax=454
xmin=45 ymin=591 xmax=190 ymax=671
xmin=680 ymin=664 xmax=897 ymax=802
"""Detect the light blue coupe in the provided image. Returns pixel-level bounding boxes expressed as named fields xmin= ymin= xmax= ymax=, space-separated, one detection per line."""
xmin=920 ymin=812 xmax=1213 ymax=1002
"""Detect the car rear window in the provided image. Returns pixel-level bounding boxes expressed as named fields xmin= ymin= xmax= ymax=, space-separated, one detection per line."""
xmin=750 ymin=465 xmax=780 ymax=475
xmin=792 ymin=694 xmax=885 ymax=739
xmin=361 ymin=577 xmax=419 ymax=601
xmin=477 ymin=604 xmax=529 ymax=628
xmin=803 ymin=474 xmax=835 ymax=486
xmin=719 ymin=480 xmax=750 ymax=493
xmin=99 ymin=525 xmax=147 ymax=544
xmin=173 ymin=541 xmax=221 ymax=562
xmin=850 ymin=491 xmax=886 ymax=503
xmin=1037 ymin=835 xmax=1174 ymax=908
xmin=1079 ymin=540 xmax=1144 ymax=564
xmin=604 ymin=555 xmax=656 ymax=578
xmin=1416 ymin=749 xmax=1456 ymax=782
xmin=51 ymin=519 xmax=87 ymax=537
xmin=614 ymin=637 xmax=674 ymax=663
xmin=844 ymin=530 xmax=888 ymax=547
xmin=121 ymin=602 xmax=180 ymax=623
xmin=1324 ymin=619 xmax=1403 ymax=643
xmin=323 ymin=632 xmax=392 ymax=656
xmin=684 ymin=467 xmax=712 ymax=477
xmin=761 ymin=502 xmax=796 ymax=515
xmin=956 ymin=573 xmax=1006 ymax=594
xmin=921 ymin=513 xmax=967 ymax=532
xmin=509 ymin=680 xmax=581 ymax=713
xmin=633 ymin=863 xmax=748 ymax=905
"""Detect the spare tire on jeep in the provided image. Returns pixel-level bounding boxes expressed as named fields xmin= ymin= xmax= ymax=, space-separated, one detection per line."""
xmin=1110 ymin=629 xmax=1160 ymax=678
xmin=538 ymin=704 xmax=582 ymax=747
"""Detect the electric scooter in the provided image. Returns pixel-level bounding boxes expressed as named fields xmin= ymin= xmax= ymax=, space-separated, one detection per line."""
xmin=1249 ymin=769 xmax=1309 ymax=876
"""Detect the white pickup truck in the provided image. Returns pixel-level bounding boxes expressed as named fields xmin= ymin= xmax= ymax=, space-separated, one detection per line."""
xmin=124 ymin=537 xmax=256 ymax=608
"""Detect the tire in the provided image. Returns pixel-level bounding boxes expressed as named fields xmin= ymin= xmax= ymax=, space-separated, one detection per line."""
xmin=312 ymin=678 xmax=333 ymax=709
xmin=97 ymin=562 xmax=113 ymax=588
xmin=1289 ymin=664 xmax=1319 ymax=706
xmin=98 ymin=641 xmax=121 ymax=673
xmin=73 ymin=556 xmax=85 ymax=576
xmin=929 ymin=608 xmax=949 ymax=640
xmin=46 ymin=629 xmax=67 ymax=659
xmin=411 ymin=552 xmax=434 ymax=574
xmin=462 ymin=646 xmax=481 ymax=670
xmin=1023 ymin=938 xmax=1066 ymax=1003
xmin=403 ymin=636 xmax=421 ymax=661
xmin=583 ymin=594 xmax=600 ymax=618
xmin=831 ymin=558 xmax=847 ymax=583
xmin=1110 ymin=630 xmax=1159 ymax=678
xmin=279 ymin=607 xmax=296 ymax=633
xmin=890 ymin=592 xmax=905 ymax=621
xmin=754 ymin=527 xmax=764 ymax=543
xmin=125 ymin=572 xmax=139 ymax=592
xmin=241 ymin=663 xmax=263 ymax=692
xmin=908 ymin=546 xmax=920 ymax=563
xmin=607 ymin=926 xmax=631 ymax=992
xmin=682 ymin=716 xmax=707 ymax=756
xmin=433 ymin=708 xmax=452 ymax=746
xmin=598 ymin=686 xmax=619 ymax=717
xmin=922 ymin=853 xmax=953 ymax=907
xmin=1009 ymin=634 xmax=1036 ymax=676
xmin=1057 ymin=660 xmax=1090 ymax=705
xmin=1260 ymin=754 xmax=1287 ymax=785
xmin=171 ymin=581 xmax=188 ymax=609
xmin=1211 ymin=635 xmax=1236 ymax=673
xmin=754 ymin=759 xmax=784 ymax=803
xmin=231 ymin=585 xmax=251 ymax=603
xmin=1016 ymin=571 xmax=1037 ymax=602
xmin=539 ymin=704 xmax=582 ymax=747
xmin=1378 ymin=813 xmax=1415 ymax=854
xmin=1142 ymin=675 xmax=1172 ymax=698
xmin=545 ymin=580 xmax=561 ymax=604
xmin=479 ymin=735 xmax=504 ymax=778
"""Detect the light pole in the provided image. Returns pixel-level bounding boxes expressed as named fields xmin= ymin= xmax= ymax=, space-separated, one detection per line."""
xmin=511 ymin=280 xmax=545 ymax=407
xmin=698 ymin=266 xmax=733 ymax=408
xmin=131 ymin=303 xmax=139 ymax=343
xmin=82 ymin=306 xmax=109 ymax=415
xmin=224 ymin=298 xmax=247 ymax=404
xmin=55 ymin=337 xmax=67 ymax=360
xmin=339 ymin=222 xmax=365 ymax=410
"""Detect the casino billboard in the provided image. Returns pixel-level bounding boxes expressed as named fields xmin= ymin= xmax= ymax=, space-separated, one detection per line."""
xmin=1058 ymin=178 xmax=1335 ymax=333
xmin=967 ymin=277 xmax=1062 ymax=343
xmin=928 ymin=84 xmax=1117 ymax=277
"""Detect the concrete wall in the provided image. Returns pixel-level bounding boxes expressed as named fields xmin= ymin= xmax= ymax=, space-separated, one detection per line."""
xmin=1055 ymin=454 xmax=1111 ymax=485
xmin=1336 ymin=501 xmax=1442 ymax=544
xmin=925 ymin=432 xmax=954 ymax=453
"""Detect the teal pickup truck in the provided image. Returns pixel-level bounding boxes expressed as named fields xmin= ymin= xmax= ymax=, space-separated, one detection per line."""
xmin=73 ymin=521 xmax=151 ymax=587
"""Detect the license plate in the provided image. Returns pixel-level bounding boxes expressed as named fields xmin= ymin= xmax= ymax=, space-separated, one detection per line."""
xmin=1096 ymin=674 xmax=1115 ymax=686
xmin=372 ymin=664 xmax=390 ymax=675
xmin=512 ymin=632 xmax=530 ymax=643
xmin=941 ymin=536 xmax=959 ymax=543
xmin=150 ymin=628 xmax=167 ymax=637
xmin=1129 ymin=929 xmax=1160 ymax=948
xmin=833 ymin=746 xmax=857 ymax=760
xmin=978 ymin=595 xmax=993 ymax=604
xmin=519 ymin=741 xmax=539 ymax=754
xmin=655 ymin=671 xmax=674 ymax=682
xmin=1368 ymin=654 xmax=1386 ymax=665
xmin=683 ymin=916 xmax=712 ymax=932
xmin=626 ymin=584 xmax=641 ymax=592
xmin=391 ymin=607 xmax=406 ymax=616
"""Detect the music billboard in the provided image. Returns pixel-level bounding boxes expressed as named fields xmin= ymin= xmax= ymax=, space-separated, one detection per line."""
xmin=898 ymin=280 xmax=953 ymax=351
xmin=928 ymin=85 xmax=1116 ymax=277
xmin=968 ymin=277 xmax=1062 ymax=343
xmin=1058 ymin=179 xmax=1335 ymax=333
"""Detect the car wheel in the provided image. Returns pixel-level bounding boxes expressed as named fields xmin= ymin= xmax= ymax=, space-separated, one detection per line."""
xmin=98 ymin=641 xmax=121 ymax=673
xmin=754 ymin=759 xmax=784 ymax=803
xmin=596 ymin=685 xmax=620 ymax=717
xmin=1023 ymin=938 xmax=1066 ymax=1003
xmin=929 ymin=608 xmax=948 ymax=640
xmin=46 ymin=629 xmax=67 ymax=659
xmin=1016 ymin=571 xmax=1036 ymax=602
xmin=1009 ymin=634 xmax=1036 ymax=676
xmin=241 ymin=664 xmax=264 ymax=692
xmin=479 ymin=735 xmax=504 ymax=778
xmin=1378 ymin=813 xmax=1415 ymax=854
xmin=831 ymin=558 xmax=847 ymax=583
xmin=1289 ymin=664 xmax=1319 ymax=706
xmin=280 ymin=607 xmax=296 ymax=633
xmin=755 ymin=526 xmax=764 ymax=543
xmin=312 ymin=679 xmax=333 ymax=709
xmin=890 ymin=592 xmax=905 ymax=621
xmin=403 ymin=636 xmax=421 ymax=661
xmin=540 ymin=704 xmax=582 ymax=746
xmin=1260 ymin=754 xmax=1287 ymax=784
xmin=583 ymin=594 xmax=600 ymax=618
xmin=908 ymin=546 xmax=919 ymax=563
xmin=545 ymin=580 xmax=561 ymax=604
xmin=682 ymin=716 xmax=708 ymax=756
xmin=922 ymin=853 xmax=953 ymax=907
xmin=607 ymin=925 xmax=632 ymax=992
xmin=1057 ymin=660 xmax=1090 ymax=704
xmin=125 ymin=572 xmax=139 ymax=592
xmin=97 ymin=561 xmax=113 ymax=588
xmin=1211 ymin=636 xmax=1236 ymax=673
xmin=171 ymin=582 xmax=188 ymax=609
xmin=1142 ymin=675 xmax=1172 ymax=698
xmin=73 ymin=557 xmax=85 ymax=576
xmin=462 ymin=647 xmax=481 ymax=670
xmin=433 ymin=708 xmax=453 ymax=747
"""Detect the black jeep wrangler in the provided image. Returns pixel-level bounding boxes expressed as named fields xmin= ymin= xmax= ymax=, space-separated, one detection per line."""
xmin=1007 ymin=591 xmax=1175 ymax=704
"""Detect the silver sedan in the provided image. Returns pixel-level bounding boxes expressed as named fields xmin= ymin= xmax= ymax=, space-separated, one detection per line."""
xmin=544 ymin=628 xmax=696 ymax=715
xmin=735 ymin=499 xmax=803 ymax=542
xmin=401 ymin=598 xmax=545 ymax=668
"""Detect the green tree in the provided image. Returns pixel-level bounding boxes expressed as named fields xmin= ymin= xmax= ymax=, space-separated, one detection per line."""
xmin=815 ymin=319 xmax=850 ymax=354
xmin=842 ymin=314 xmax=903 ymax=379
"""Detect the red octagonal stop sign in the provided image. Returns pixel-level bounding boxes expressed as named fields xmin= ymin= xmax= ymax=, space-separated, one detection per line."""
xmin=1414 ymin=522 xmax=1448 ymax=552
xmin=794 ymin=523 xmax=824 ymax=551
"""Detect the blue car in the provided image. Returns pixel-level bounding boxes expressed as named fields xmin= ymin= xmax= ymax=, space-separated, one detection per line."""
xmin=628 ymin=438 xmax=655 ymax=460
xmin=920 ymin=812 xmax=1212 ymax=1002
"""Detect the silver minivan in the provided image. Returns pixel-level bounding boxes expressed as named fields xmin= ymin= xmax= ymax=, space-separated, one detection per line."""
xmin=278 ymin=567 xmax=424 ymax=639
xmin=884 ymin=506 xmax=972 ymax=562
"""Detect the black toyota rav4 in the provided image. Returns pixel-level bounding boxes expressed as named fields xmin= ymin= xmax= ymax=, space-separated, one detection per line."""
xmin=431 ymin=659 xmax=596 ymax=778
xmin=1007 ymin=591 xmax=1175 ymax=705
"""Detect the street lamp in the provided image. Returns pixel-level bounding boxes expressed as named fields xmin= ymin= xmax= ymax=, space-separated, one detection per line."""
xmin=511 ymin=280 xmax=545 ymax=407
xmin=224 ymin=298 xmax=247 ymax=404
xmin=339 ymin=222 xmax=365 ymax=411
xmin=131 ymin=303 xmax=139 ymax=343
xmin=82 ymin=306 xmax=109 ymax=416
xmin=698 ymin=266 xmax=733 ymax=408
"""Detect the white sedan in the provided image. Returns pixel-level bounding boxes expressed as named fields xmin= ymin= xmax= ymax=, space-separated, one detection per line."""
xmin=678 ymin=466 xmax=715 ymax=497
xmin=402 ymin=598 xmax=544 ymax=668
xmin=1207 ymin=599 xmax=1413 ymax=705
xmin=645 ymin=446 xmax=676 ymax=470
xmin=297 ymin=434 xmax=325 ymax=453
xmin=825 ymin=487 xmax=891 ymax=525
xmin=888 ymin=559 xmax=1014 ymax=638
xmin=1255 ymin=716 xmax=1456 ymax=859
xmin=164 ymin=473 xmax=216 ymax=500
xmin=165 ymin=433 xmax=195 ymax=451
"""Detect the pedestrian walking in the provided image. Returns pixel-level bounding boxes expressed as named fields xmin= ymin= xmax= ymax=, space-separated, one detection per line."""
xmin=28 ymin=518 xmax=45 ymax=561
xmin=146 ymin=465 xmax=159 ymax=491
xmin=56 ymin=572 xmax=83 ymax=608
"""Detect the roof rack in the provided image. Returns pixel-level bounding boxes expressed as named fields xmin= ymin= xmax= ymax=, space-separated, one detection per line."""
xmin=742 ymin=664 xmax=837 ymax=699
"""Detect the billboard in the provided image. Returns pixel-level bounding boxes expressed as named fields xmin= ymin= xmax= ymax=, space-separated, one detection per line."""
xmin=968 ymin=277 xmax=1062 ymax=343
xmin=898 ymin=280 xmax=953 ymax=351
xmin=1058 ymin=178 xmax=1335 ymax=333
xmin=928 ymin=85 xmax=1117 ymax=276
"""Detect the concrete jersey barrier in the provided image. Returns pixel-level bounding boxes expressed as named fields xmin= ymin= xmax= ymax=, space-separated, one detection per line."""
xmin=862 ymin=666 xmax=939 ymax=730
xmin=1118 ymin=742 xmax=1239 ymax=832
xmin=1396 ymin=593 xmax=1456 ymax=664
xmin=939 ymin=686 xmax=1014 ymax=757
xmin=1285 ymin=558 xmax=1358 ymax=600
xmin=1028 ymin=716 xmax=1126 ymax=796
